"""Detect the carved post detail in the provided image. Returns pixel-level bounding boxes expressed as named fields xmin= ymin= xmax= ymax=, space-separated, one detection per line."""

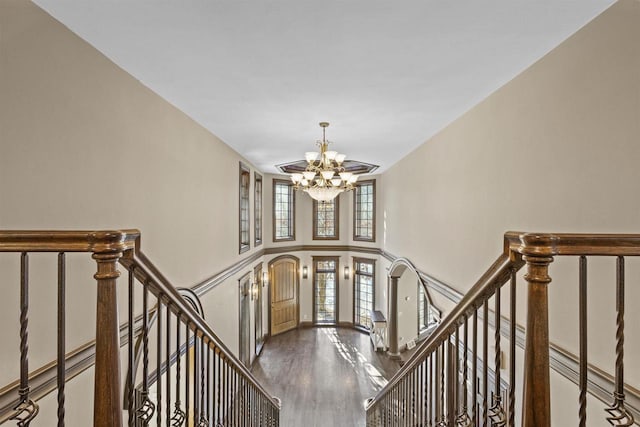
xmin=388 ymin=276 xmax=400 ymax=359
xmin=519 ymin=233 xmax=558 ymax=427
xmin=92 ymin=249 xmax=124 ymax=427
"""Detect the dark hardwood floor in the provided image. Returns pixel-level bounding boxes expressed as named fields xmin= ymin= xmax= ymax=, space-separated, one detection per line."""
xmin=251 ymin=327 xmax=400 ymax=427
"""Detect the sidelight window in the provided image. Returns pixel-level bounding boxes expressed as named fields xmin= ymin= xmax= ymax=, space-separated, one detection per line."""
xmin=353 ymin=258 xmax=375 ymax=329
xmin=313 ymin=257 xmax=339 ymax=324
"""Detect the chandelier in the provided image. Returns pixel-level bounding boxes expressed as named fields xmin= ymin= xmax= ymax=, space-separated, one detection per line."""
xmin=287 ymin=122 xmax=369 ymax=202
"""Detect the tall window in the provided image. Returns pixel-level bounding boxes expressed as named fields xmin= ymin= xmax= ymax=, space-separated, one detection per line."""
xmin=273 ymin=179 xmax=295 ymax=241
xmin=239 ymin=163 xmax=250 ymax=253
xmin=353 ymin=258 xmax=375 ymax=329
xmin=418 ymin=283 xmax=439 ymax=333
xmin=254 ymin=173 xmax=263 ymax=246
xmin=313 ymin=257 xmax=339 ymax=324
xmin=354 ymin=180 xmax=375 ymax=241
xmin=313 ymin=198 xmax=339 ymax=240
xmin=418 ymin=283 xmax=428 ymax=333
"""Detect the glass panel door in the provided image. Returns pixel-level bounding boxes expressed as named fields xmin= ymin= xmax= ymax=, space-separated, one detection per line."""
xmin=314 ymin=258 xmax=338 ymax=324
xmin=354 ymin=259 xmax=375 ymax=328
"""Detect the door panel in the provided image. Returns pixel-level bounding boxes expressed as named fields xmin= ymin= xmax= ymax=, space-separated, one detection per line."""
xmin=270 ymin=257 xmax=299 ymax=336
xmin=313 ymin=257 xmax=339 ymax=324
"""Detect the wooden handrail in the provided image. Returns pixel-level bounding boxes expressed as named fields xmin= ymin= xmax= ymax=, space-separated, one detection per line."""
xmin=0 ymin=229 xmax=139 ymax=252
xmin=366 ymin=234 xmax=525 ymax=411
xmin=121 ymin=242 xmax=280 ymax=408
xmin=512 ymin=232 xmax=640 ymax=256
xmin=0 ymin=230 xmax=280 ymax=426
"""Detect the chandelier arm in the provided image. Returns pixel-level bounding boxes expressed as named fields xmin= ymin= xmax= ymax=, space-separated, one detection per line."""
xmin=287 ymin=121 xmax=369 ymax=202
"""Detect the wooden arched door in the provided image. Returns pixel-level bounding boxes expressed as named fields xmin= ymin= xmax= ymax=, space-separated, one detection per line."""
xmin=269 ymin=255 xmax=299 ymax=336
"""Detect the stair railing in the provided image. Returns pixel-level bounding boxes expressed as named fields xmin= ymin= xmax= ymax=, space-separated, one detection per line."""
xmin=366 ymin=232 xmax=640 ymax=427
xmin=0 ymin=230 xmax=280 ymax=427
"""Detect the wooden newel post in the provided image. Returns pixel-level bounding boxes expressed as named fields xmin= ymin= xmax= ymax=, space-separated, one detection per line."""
xmin=92 ymin=248 xmax=124 ymax=427
xmin=519 ymin=233 xmax=558 ymax=427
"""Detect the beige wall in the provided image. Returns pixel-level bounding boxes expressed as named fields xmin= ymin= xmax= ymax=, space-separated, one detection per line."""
xmin=382 ymin=0 xmax=639 ymax=289
xmin=0 ymin=0 xmax=265 ymax=285
xmin=0 ymin=1 xmax=264 ymax=423
xmin=380 ymin=0 xmax=640 ymax=422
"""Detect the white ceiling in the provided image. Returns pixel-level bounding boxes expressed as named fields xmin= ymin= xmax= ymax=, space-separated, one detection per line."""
xmin=33 ymin=0 xmax=615 ymax=174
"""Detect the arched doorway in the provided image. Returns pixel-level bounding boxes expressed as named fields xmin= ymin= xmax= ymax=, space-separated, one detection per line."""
xmin=268 ymin=255 xmax=300 ymax=336
xmin=387 ymin=258 xmax=440 ymax=358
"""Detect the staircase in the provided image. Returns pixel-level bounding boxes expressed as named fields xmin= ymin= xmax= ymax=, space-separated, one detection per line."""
xmin=0 ymin=230 xmax=280 ymax=427
xmin=366 ymin=232 xmax=638 ymax=426
xmin=0 ymin=230 xmax=638 ymax=426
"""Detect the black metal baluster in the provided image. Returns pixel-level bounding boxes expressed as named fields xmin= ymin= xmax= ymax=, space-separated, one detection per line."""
xmin=171 ymin=315 xmax=185 ymax=426
xmin=128 ymin=266 xmax=135 ymax=427
xmin=482 ymin=301 xmax=488 ymax=426
xmin=578 ymin=256 xmax=587 ymax=427
xmin=255 ymin=386 xmax=259 ymax=427
xmin=489 ymin=288 xmax=505 ymax=426
xmin=185 ymin=324 xmax=191 ymax=426
xmin=234 ymin=368 xmax=238 ymax=427
xmin=215 ymin=354 xmax=220 ymax=427
xmin=437 ymin=343 xmax=447 ymax=427
xmin=225 ymin=361 xmax=229 ymax=427
xmin=393 ymin=384 xmax=398 ymax=426
xmin=225 ymin=359 xmax=229 ymax=426
xmin=406 ymin=374 xmax=410 ymax=425
xmin=137 ymin=281 xmax=155 ymax=423
xmin=240 ymin=370 xmax=244 ymax=427
xmin=422 ymin=360 xmax=427 ymax=426
xmin=429 ymin=352 xmax=433 ymax=426
xmin=248 ymin=383 xmax=252 ymax=427
xmin=244 ymin=377 xmax=249 ymax=427
xmin=207 ymin=345 xmax=211 ymax=426
xmin=245 ymin=374 xmax=248 ymax=427
xmin=472 ymin=309 xmax=478 ymax=426
xmin=605 ymin=256 xmax=634 ymax=426
xmin=389 ymin=384 xmax=393 ymax=426
xmin=414 ymin=368 xmax=418 ymax=425
xmin=402 ymin=377 xmax=406 ymax=425
xmin=509 ymin=268 xmax=516 ymax=427
xmin=193 ymin=336 xmax=199 ymax=425
xmin=216 ymin=353 xmax=222 ymax=427
xmin=198 ymin=338 xmax=207 ymax=426
xmin=157 ymin=296 xmax=163 ymax=427
xmin=57 ymin=253 xmax=66 ymax=427
xmin=399 ymin=382 xmax=402 ymax=427
xmin=402 ymin=375 xmax=406 ymax=426
xmin=231 ymin=366 xmax=236 ymax=427
xmin=454 ymin=326 xmax=460 ymax=423
xmin=166 ymin=305 xmax=171 ymax=427
xmin=396 ymin=380 xmax=400 ymax=426
xmin=10 ymin=253 xmax=39 ymax=427
xmin=457 ymin=316 xmax=471 ymax=426
xmin=419 ymin=362 xmax=423 ymax=426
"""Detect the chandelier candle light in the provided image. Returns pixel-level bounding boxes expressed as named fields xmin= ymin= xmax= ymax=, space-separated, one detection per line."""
xmin=290 ymin=122 xmax=360 ymax=202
